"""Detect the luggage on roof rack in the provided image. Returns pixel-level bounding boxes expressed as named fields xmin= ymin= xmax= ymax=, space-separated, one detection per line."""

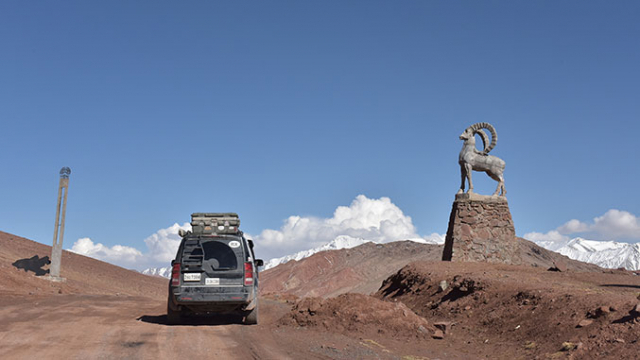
xmin=190 ymin=213 xmax=240 ymax=235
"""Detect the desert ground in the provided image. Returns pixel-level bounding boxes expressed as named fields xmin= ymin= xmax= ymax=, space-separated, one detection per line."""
xmin=1 ymin=230 xmax=639 ymax=359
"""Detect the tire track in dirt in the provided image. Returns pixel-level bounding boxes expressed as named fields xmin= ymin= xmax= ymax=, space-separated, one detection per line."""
xmin=151 ymin=323 xmax=241 ymax=359
xmin=0 ymin=294 xmax=304 ymax=359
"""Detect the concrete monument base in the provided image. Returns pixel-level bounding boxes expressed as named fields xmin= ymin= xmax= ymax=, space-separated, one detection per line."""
xmin=442 ymin=193 xmax=521 ymax=264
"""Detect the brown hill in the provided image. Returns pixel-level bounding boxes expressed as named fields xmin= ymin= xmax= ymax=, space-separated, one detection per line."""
xmin=260 ymin=241 xmax=442 ymax=298
xmin=260 ymin=237 xmax=602 ymax=299
xmin=0 ymin=230 xmax=166 ymax=299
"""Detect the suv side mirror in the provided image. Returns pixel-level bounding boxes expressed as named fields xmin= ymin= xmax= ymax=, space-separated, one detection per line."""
xmin=254 ymin=259 xmax=264 ymax=267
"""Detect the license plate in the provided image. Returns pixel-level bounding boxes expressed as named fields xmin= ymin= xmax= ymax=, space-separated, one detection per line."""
xmin=205 ymin=278 xmax=220 ymax=285
xmin=183 ymin=273 xmax=201 ymax=282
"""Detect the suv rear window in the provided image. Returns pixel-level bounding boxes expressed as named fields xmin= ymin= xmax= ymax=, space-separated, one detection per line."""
xmin=180 ymin=237 xmax=246 ymax=273
xmin=202 ymin=241 xmax=238 ymax=270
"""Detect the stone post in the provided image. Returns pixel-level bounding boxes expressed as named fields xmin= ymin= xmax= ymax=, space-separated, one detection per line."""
xmin=442 ymin=193 xmax=521 ymax=264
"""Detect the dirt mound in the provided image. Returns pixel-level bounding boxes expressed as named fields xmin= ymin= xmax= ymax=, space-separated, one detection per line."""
xmin=280 ymin=293 xmax=434 ymax=339
xmin=376 ymin=261 xmax=640 ymax=359
xmin=0 ymin=231 xmax=166 ymax=299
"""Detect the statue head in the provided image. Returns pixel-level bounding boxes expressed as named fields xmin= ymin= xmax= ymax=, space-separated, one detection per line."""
xmin=459 ymin=127 xmax=474 ymax=141
xmin=459 ymin=123 xmax=497 ymax=155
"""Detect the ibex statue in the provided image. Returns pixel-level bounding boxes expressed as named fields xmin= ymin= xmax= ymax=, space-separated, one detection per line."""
xmin=458 ymin=122 xmax=506 ymax=196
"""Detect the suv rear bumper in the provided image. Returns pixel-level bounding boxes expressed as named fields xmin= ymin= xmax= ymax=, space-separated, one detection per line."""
xmin=169 ymin=286 xmax=257 ymax=312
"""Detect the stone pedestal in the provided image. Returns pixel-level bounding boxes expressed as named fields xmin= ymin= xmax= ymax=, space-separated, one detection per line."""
xmin=442 ymin=193 xmax=521 ymax=264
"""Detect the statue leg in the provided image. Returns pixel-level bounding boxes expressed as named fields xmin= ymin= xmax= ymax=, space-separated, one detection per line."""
xmin=458 ymin=165 xmax=466 ymax=194
xmin=465 ymin=164 xmax=473 ymax=193
xmin=488 ymin=171 xmax=506 ymax=196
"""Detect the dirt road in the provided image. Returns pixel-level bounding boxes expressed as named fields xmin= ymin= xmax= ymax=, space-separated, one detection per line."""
xmin=0 ymin=293 xmax=414 ymax=360
xmin=0 ymin=232 xmax=431 ymax=360
xmin=0 ymin=294 xmax=286 ymax=359
xmin=0 ymin=294 xmax=303 ymax=360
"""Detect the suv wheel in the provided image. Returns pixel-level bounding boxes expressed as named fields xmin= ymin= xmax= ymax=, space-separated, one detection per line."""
xmin=167 ymin=297 xmax=182 ymax=325
xmin=243 ymin=300 xmax=258 ymax=325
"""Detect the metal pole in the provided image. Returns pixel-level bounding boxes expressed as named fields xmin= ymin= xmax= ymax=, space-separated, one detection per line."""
xmin=50 ymin=167 xmax=70 ymax=279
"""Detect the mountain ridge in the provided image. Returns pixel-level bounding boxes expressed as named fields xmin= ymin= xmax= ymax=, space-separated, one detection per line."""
xmin=544 ymin=237 xmax=640 ymax=270
xmin=141 ymin=236 xmax=640 ymax=277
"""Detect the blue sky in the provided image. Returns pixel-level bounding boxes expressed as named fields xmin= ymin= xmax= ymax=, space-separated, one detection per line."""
xmin=1 ymin=1 xmax=639 ymax=269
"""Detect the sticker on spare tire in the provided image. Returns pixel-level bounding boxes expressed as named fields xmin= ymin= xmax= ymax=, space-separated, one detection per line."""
xmin=228 ymin=240 xmax=240 ymax=248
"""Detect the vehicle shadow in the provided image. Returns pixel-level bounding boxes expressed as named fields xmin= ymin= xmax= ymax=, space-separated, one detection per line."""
xmin=12 ymin=255 xmax=51 ymax=276
xmin=600 ymin=284 xmax=640 ymax=289
xmin=137 ymin=313 xmax=245 ymax=326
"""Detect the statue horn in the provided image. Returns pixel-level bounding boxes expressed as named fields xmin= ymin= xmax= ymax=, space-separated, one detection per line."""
xmin=475 ymin=129 xmax=490 ymax=154
xmin=468 ymin=122 xmax=497 ymax=154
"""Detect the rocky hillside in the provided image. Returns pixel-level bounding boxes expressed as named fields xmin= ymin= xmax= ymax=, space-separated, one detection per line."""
xmin=259 ymin=237 xmax=601 ymax=299
xmin=0 ymin=231 xmax=166 ymax=298
xmin=263 ymin=235 xmax=373 ymax=270
xmin=260 ymin=241 xmax=442 ymax=298
xmin=373 ymin=260 xmax=640 ymax=358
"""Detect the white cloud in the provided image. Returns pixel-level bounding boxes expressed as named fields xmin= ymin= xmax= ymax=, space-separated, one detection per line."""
xmin=70 ymin=195 xmax=445 ymax=269
xmin=251 ymin=195 xmax=441 ymax=259
xmin=70 ymin=237 xmax=144 ymax=267
xmin=423 ymin=232 xmax=446 ymax=244
xmin=557 ymin=219 xmax=590 ymax=234
xmin=591 ymin=209 xmax=640 ymax=239
xmin=143 ymin=223 xmax=192 ymax=263
xmin=523 ymin=230 xmax=570 ymax=250
xmin=525 ymin=209 xmax=640 ymax=247
xmin=70 ymin=223 xmax=191 ymax=270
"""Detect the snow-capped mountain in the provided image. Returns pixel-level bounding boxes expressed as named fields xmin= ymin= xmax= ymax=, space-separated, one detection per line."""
xmin=532 ymin=238 xmax=571 ymax=252
xmin=263 ymin=234 xmax=444 ymax=270
xmin=556 ymin=238 xmax=639 ymax=270
xmin=141 ymin=235 xmax=371 ymax=278
xmin=139 ymin=236 xmax=370 ymax=277
xmin=536 ymin=237 xmax=640 ymax=271
xmin=262 ymin=235 xmax=372 ymax=270
xmin=141 ymin=235 xmax=444 ymax=275
xmin=141 ymin=266 xmax=171 ymax=278
xmin=142 ymin=235 xmax=640 ymax=275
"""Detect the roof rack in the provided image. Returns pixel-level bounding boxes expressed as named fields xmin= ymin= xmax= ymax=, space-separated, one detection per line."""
xmin=190 ymin=213 xmax=240 ymax=235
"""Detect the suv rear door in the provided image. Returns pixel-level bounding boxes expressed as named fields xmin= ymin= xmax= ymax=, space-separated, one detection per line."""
xmin=181 ymin=237 xmax=245 ymax=287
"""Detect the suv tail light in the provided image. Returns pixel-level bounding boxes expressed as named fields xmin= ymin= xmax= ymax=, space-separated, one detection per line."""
xmin=244 ymin=262 xmax=253 ymax=286
xmin=171 ymin=263 xmax=181 ymax=286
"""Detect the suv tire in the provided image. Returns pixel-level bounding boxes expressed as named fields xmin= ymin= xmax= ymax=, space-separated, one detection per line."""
xmin=167 ymin=297 xmax=182 ymax=325
xmin=244 ymin=300 xmax=258 ymax=325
